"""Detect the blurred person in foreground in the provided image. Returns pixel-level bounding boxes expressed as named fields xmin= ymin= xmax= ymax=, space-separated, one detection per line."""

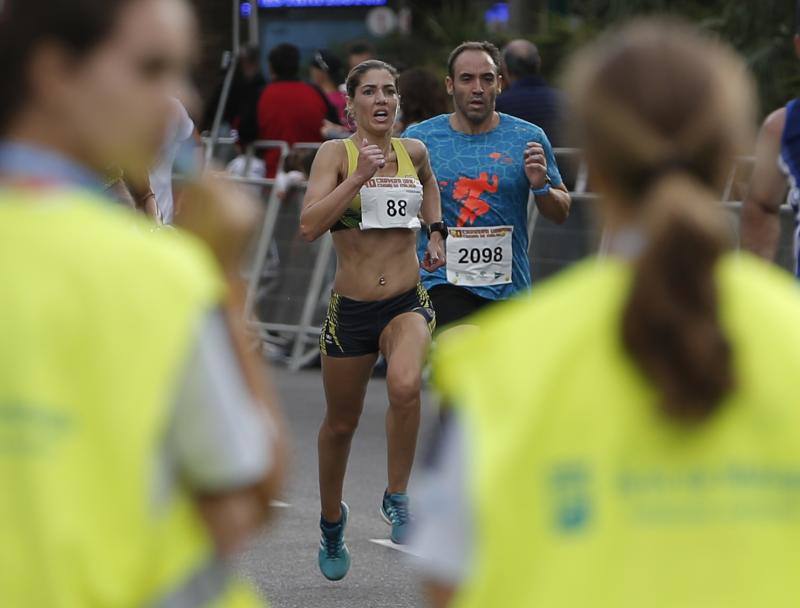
xmin=415 ymin=19 xmax=800 ymax=608
xmin=257 ymin=43 xmax=338 ymax=177
xmin=0 ymin=0 xmax=285 ymax=605
xmin=394 ymin=67 xmax=450 ymax=134
xmin=741 ymin=1 xmax=800 ymax=274
xmin=497 ymin=39 xmax=566 ymax=147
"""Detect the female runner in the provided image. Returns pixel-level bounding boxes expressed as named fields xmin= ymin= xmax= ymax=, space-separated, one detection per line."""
xmin=300 ymin=59 xmax=446 ymax=581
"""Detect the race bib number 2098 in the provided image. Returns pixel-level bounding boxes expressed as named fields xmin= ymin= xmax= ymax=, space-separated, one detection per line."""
xmin=446 ymin=225 xmax=513 ymax=287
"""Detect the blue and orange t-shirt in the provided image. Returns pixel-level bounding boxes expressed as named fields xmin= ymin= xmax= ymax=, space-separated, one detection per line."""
xmin=405 ymin=113 xmax=563 ymax=301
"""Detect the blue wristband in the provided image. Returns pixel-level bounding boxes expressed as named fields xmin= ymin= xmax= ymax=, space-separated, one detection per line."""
xmin=531 ymin=182 xmax=551 ymax=197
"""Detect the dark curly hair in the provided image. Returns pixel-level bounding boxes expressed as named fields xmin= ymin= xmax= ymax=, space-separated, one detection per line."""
xmin=398 ymin=68 xmax=450 ymax=126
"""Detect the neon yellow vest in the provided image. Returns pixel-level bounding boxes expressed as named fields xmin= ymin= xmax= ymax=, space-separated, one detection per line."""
xmin=434 ymin=254 xmax=800 ymax=608
xmin=0 ymin=188 xmax=262 ymax=607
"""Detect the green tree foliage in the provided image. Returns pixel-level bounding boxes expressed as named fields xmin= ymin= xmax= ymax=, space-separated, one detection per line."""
xmin=567 ymin=0 xmax=799 ymax=115
xmin=379 ymin=0 xmax=799 ymax=117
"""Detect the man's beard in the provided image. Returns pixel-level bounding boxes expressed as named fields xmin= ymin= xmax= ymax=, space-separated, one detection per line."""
xmin=458 ymin=97 xmax=494 ymax=125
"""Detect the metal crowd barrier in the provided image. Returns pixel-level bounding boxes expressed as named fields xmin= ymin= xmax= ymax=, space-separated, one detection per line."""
xmin=240 ymin=142 xmax=329 ymax=370
xmin=194 ymin=141 xmax=792 ymax=369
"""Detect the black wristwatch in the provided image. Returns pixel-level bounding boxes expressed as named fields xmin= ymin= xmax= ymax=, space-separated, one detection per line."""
xmin=428 ymin=221 xmax=449 ymax=240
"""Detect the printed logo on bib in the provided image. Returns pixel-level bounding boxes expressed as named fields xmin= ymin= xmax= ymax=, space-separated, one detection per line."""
xmin=446 ymin=225 xmax=513 ymax=287
xmin=360 ymin=177 xmax=423 ymax=230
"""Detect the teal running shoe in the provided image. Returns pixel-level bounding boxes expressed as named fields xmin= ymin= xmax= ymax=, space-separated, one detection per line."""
xmin=318 ymin=502 xmax=351 ymax=581
xmin=380 ymin=490 xmax=411 ymax=545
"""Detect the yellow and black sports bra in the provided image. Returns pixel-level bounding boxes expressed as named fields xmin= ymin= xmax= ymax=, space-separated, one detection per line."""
xmin=331 ymin=137 xmax=420 ymax=232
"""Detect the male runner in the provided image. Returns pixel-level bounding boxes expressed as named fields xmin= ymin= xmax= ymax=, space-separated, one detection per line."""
xmin=405 ymin=41 xmax=571 ymax=328
xmin=741 ymin=2 xmax=800 ymax=273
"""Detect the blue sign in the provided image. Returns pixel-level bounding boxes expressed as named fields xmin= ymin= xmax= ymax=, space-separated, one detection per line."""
xmin=257 ymin=0 xmax=387 ymax=7
xmin=485 ymin=2 xmax=509 ymax=26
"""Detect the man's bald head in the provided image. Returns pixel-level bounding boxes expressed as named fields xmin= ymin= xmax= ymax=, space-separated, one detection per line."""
xmin=502 ymin=39 xmax=541 ymax=84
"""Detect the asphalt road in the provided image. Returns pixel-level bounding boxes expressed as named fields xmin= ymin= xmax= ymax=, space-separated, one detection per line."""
xmin=236 ymin=369 xmax=440 ymax=608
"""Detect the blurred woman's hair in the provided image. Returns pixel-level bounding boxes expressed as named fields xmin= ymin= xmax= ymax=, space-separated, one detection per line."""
xmin=398 ymin=68 xmax=450 ymax=127
xmin=564 ymin=20 xmax=756 ymax=421
xmin=0 ymin=0 xmax=135 ymax=135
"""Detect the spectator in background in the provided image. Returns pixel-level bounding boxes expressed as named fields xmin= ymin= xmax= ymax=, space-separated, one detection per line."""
xmin=204 ymin=44 xmax=266 ymax=144
xmin=311 ymin=49 xmax=347 ymax=126
xmin=313 ymin=49 xmax=354 ymax=140
xmin=257 ymin=43 xmax=337 ymax=177
xmin=497 ymin=39 xmax=566 ymax=147
xmin=395 ymin=67 xmax=450 ymax=134
xmin=276 ymin=147 xmax=317 ymax=202
xmin=123 ymin=97 xmax=199 ymax=224
xmin=226 ymin=122 xmax=267 ymax=199
xmin=149 ymin=97 xmax=197 ymax=223
xmin=347 ymin=40 xmax=375 ymax=71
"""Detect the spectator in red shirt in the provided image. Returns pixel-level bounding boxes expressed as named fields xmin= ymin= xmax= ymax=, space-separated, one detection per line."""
xmin=258 ymin=43 xmax=336 ymax=176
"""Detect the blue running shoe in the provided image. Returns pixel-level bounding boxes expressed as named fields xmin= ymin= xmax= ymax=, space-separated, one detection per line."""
xmin=318 ymin=502 xmax=351 ymax=581
xmin=380 ymin=490 xmax=411 ymax=545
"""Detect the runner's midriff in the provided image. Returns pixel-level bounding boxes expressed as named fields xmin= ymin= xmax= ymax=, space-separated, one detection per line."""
xmin=331 ymin=228 xmax=420 ymax=301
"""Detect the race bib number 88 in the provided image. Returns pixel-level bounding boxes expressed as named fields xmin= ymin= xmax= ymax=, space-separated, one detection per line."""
xmin=360 ymin=177 xmax=423 ymax=230
xmin=446 ymin=225 xmax=513 ymax=287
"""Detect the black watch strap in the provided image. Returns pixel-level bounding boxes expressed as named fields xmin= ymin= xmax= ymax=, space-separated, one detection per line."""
xmin=428 ymin=221 xmax=448 ymax=240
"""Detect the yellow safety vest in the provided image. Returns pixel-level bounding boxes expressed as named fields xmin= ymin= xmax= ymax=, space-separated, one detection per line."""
xmin=0 ymin=188 xmax=262 ymax=607
xmin=434 ymin=254 xmax=800 ymax=608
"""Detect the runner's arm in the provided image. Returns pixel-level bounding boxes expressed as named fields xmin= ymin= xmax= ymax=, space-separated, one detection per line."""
xmin=299 ymin=139 xmax=380 ymax=241
xmin=408 ymin=138 xmax=446 ymax=271
xmin=407 ymin=139 xmax=443 ymax=226
xmin=534 ymin=182 xmax=570 ymax=225
xmin=525 ymin=139 xmax=570 ymax=224
xmin=741 ymin=109 xmax=787 ymax=261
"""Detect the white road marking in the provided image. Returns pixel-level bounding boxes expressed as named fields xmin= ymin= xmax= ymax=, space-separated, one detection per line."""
xmin=270 ymin=500 xmax=291 ymax=508
xmin=369 ymin=538 xmax=423 ymax=557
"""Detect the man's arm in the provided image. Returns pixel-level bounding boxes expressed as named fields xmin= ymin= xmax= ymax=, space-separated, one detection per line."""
xmin=407 ymin=138 xmax=446 ymax=272
xmin=534 ymin=182 xmax=570 ymax=225
xmin=741 ymin=108 xmax=788 ymax=260
xmin=525 ymin=141 xmax=570 ymax=224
